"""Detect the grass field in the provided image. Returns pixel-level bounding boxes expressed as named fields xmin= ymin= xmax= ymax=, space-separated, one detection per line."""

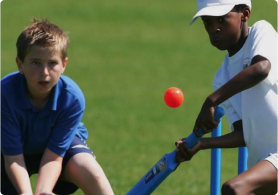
xmin=1 ymin=0 xmax=277 ymax=194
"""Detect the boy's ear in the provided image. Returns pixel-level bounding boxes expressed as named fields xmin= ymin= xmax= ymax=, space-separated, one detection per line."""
xmin=61 ymin=57 xmax=68 ymax=74
xmin=16 ymin=57 xmax=24 ymax=74
xmin=242 ymin=7 xmax=251 ymax=22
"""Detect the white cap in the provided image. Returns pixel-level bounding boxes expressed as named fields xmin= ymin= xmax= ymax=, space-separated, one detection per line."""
xmin=190 ymin=0 xmax=252 ymax=24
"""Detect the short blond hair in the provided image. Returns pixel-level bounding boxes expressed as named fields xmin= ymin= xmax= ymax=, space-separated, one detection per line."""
xmin=16 ymin=18 xmax=69 ymax=62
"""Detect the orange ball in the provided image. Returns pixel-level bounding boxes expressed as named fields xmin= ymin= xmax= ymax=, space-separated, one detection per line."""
xmin=164 ymin=87 xmax=184 ymax=108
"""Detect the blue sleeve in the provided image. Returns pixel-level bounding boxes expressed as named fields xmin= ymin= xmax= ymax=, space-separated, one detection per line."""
xmin=1 ymin=97 xmax=23 ymax=155
xmin=47 ymin=98 xmax=85 ymax=157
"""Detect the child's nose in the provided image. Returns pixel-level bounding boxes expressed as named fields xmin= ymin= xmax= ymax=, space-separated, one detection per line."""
xmin=41 ymin=65 xmax=50 ymax=76
xmin=208 ymin=22 xmax=221 ymax=33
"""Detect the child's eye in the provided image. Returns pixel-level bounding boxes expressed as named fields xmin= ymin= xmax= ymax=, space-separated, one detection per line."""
xmin=31 ymin=61 xmax=40 ymax=66
xmin=49 ymin=61 xmax=57 ymax=66
xmin=203 ymin=20 xmax=209 ymax=26
xmin=219 ymin=16 xmax=228 ymax=23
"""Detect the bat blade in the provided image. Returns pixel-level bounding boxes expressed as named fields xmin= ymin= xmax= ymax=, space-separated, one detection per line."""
xmin=126 ymin=106 xmax=225 ymax=195
xmin=126 ymin=150 xmax=178 ymax=195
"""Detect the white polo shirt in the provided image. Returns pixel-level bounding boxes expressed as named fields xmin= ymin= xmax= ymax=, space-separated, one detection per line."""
xmin=213 ymin=20 xmax=278 ymax=168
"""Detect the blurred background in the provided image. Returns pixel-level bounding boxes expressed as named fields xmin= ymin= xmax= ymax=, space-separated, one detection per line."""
xmin=1 ymin=0 xmax=277 ymax=194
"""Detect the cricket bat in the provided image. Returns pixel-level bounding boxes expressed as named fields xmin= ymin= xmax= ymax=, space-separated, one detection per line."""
xmin=126 ymin=106 xmax=225 ymax=195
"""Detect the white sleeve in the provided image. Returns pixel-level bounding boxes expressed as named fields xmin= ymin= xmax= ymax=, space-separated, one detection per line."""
xmin=249 ymin=20 xmax=278 ymax=85
xmin=219 ymin=99 xmax=241 ymax=131
xmin=213 ymin=68 xmax=241 ymax=131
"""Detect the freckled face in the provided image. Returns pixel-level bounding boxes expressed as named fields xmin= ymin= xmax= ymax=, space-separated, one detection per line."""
xmin=201 ymin=10 xmax=243 ymax=51
xmin=16 ymin=45 xmax=68 ymax=99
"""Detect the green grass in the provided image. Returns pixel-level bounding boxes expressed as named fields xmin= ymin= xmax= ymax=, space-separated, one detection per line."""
xmin=1 ymin=1 xmax=277 ymax=194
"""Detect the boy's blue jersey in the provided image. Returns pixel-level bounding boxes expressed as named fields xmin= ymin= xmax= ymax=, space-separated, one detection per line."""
xmin=1 ymin=72 xmax=88 ymax=157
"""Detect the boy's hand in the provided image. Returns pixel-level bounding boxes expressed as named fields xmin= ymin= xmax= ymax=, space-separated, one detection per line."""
xmin=193 ymin=102 xmax=218 ymax=137
xmin=175 ymin=138 xmax=202 ymax=163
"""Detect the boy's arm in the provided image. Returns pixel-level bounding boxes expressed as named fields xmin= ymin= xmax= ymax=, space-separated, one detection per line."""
xmin=200 ymin=120 xmax=245 ymax=150
xmin=207 ymin=55 xmax=270 ymax=107
xmin=177 ymin=120 xmax=245 ymax=162
xmin=194 ymin=55 xmax=270 ymax=134
xmin=4 ymin=154 xmax=33 ymax=194
xmin=36 ymin=148 xmax=63 ymax=195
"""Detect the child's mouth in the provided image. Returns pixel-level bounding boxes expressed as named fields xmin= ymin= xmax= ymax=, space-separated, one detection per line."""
xmin=38 ymin=81 xmax=49 ymax=87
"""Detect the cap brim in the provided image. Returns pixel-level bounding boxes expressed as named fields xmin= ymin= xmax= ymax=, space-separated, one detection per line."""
xmin=190 ymin=4 xmax=234 ymax=25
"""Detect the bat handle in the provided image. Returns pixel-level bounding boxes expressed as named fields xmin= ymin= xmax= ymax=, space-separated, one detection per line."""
xmin=184 ymin=106 xmax=225 ymax=148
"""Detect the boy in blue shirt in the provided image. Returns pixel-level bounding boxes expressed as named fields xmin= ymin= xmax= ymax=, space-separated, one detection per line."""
xmin=1 ymin=18 xmax=114 ymax=195
xmin=176 ymin=0 xmax=277 ymax=194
